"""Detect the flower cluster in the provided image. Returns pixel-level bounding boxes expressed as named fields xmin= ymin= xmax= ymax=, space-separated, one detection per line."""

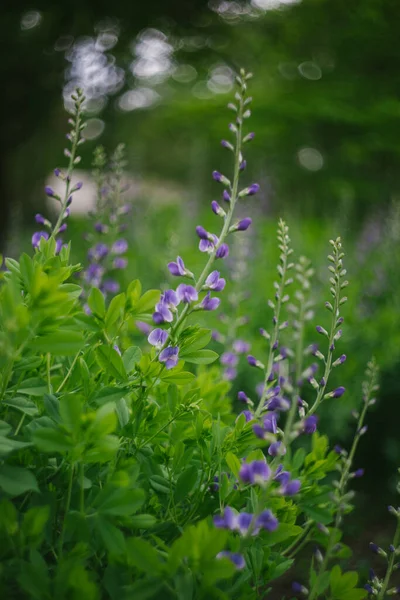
xmin=32 ymin=89 xmax=86 ymax=252
xmin=82 ymin=144 xmax=131 ymax=300
xmin=147 ymin=69 xmax=258 ymax=370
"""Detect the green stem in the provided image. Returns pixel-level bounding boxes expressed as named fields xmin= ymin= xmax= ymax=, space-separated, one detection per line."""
xmin=50 ymin=99 xmax=83 ymax=242
xmin=56 ymin=351 xmax=81 ymax=394
xmin=377 ymin=518 xmax=400 ymax=600
xmin=308 ymin=368 xmax=374 ymax=600
xmin=14 ymin=413 xmax=26 ymax=436
xmin=79 ymin=462 xmax=85 ymax=515
xmin=169 ymin=93 xmax=245 ymax=341
xmin=58 ymin=463 xmax=74 ymax=556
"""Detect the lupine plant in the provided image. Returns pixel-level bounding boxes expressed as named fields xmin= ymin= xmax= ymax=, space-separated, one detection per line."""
xmin=0 ymin=70 xmax=398 ymax=600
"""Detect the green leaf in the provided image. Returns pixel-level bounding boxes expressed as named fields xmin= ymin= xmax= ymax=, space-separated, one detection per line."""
xmin=0 ymin=465 xmax=39 ymax=497
xmin=3 ymin=396 xmax=38 ymax=416
xmin=134 ymin=290 xmax=160 ymax=315
xmin=33 ymin=427 xmax=74 ymax=453
xmin=161 ymin=371 xmax=195 ymax=385
xmin=93 ymin=486 xmax=145 ymax=516
xmin=96 ymin=516 xmax=126 ymax=555
xmin=59 ymin=395 xmax=82 ymax=433
xmin=126 ymin=537 xmax=162 ymax=574
xmin=115 ymin=397 xmax=130 ymax=428
xmin=94 ymin=386 xmax=129 ymax=406
xmin=22 ymin=506 xmax=50 ymax=546
xmin=18 ymin=378 xmax=47 ymax=396
xmin=131 ymin=514 xmax=157 ymax=528
xmin=88 ymin=287 xmax=106 ymax=319
xmin=122 ymin=346 xmax=142 ymax=372
xmin=263 ymin=523 xmax=303 ymax=546
xmin=225 ymin=451 xmax=242 ymax=478
xmin=105 ymin=293 xmax=126 ymax=329
xmin=181 ymin=349 xmax=219 ymax=365
xmin=180 ymin=328 xmax=212 ymax=354
xmin=0 ymin=434 xmax=32 ymax=458
xmin=174 ymin=466 xmax=198 ymax=502
xmin=97 ymin=345 xmax=127 ymax=380
xmin=29 ymin=330 xmax=84 ymax=356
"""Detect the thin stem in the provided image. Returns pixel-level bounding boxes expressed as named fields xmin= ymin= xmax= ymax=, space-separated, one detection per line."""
xmin=46 ymin=353 xmax=52 ymax=394
xmin=308 ymin=361 xmax=376 ymax=600
xmin=377 ymin=518 xmax=400 ymax=600
xmin=170 ymin=87 xmax=246 ymax=341
xmin=79 ymin=462 xmax=85 ymax=515
xmin=50 ymin=95 xmax=84 ymax=242
xmin=14 ymin=413 xmax=26 ymax=436
xmin=56 ymin=351 xmax=81 ymax=393
xmin=58 ymin=463 xmax=74 ymax=556
xmin=282 ymin=521 xmax=313 ymax=558
xmin=254 ymin=221 xmax=292 ymax=419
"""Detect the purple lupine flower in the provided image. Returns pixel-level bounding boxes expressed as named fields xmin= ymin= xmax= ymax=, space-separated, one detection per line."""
xmin=136 ymin=321 xmax=152 ymax=334
xmin=268 ymin=441 xmax=286 ymax=457
xmin=216 ymin=243 xmax=229 ymax=259
xmin=239 ymin=460 xmax=271 ymax=485
xmin=233 ymin=340 xmax=250 ymax=353
xmin=247 ymin=355 xmax=263 ymax=369
xmin=333 ymin=354 xmax=347 ymax=367
xmin=159 ymin=346 xmax=179 ymax=369
xmin=223 ymin=367 xmax=237 ymax=380
xmin=239 ymin=159 xmax=247 ymax=171
xmin=238 ymin=391 xmax=250 ymax=404
xmin=213 ymin=506 xmax=236 ymax=530
xmin=44 ymin=186 xmax=56 ymax=197
xmin=176 ymin=284 xmax=198 ymax=304
xmin=153 ymin=290 xmax=179 ymax=323
xmin=205 ymin=270 xmax=226 ymax=291
xmin=32 ymin=231 xmax=49 ymax=248
xmin=237 ymin=410 xmax=253 ymax=422
xmin=303 ymin=415 xmax=318 ymax=434
xmin=216 ymin=551 xmax=245 ymax=570
xmin=255 ymin=510 xmax=279 ymax=532
xmin=200 ymin=292 xmax=220 ymax=311
xmin=199 ymin=234 xmax=219 ymax=253
xmin=220 ymin=140 xmax=234 ymax=151
xmin=239 ymin=183 xmax=259 ymax=197
xmin=72 ymin=181 xmax=83 ymax=192
xmin=332 ymin=386 xmax=346 ymax=398
xmin=236 ymin=512 xmax=253 ymax=535
xmin=148 ymin=328 xmax=169 ymax=348
xmin=334 ymin=445 xmax=343 ymax=454
xmin=221 ymin=352 xmax=238 ymax=367
xmin=263 ymin=412 xmax=278 ymax=433
xmin=85 ymin=263 xmax=104 ymax=285
xmin=353 ymin=468 xmax=365 ymax=478
xmin=168 ymin=256 xmax=187 ymax=276
xmin=113 ymin=258 xmax=128 ymax=269
xmin=66 ymin=195 xmax=73 ymax=207
xmin=292 ymin=582 xmax=308 ymax=595
xmin=55 ymin=239 xmax=64 ymax=254
xmin=243 ymin=132 xmax=255 ymax=143
xmin=212 ymin=170 xmax=230 ymax=186
xmin=316 ymin=325 xmax=328 ymax=336
xmin=223 ymin=190 xmax=231 ymax=203
xmin=94 ymin=222 xmax=107 ymax=233
xmin=54 ymin=168 xmax=62 ymax=177
xmin=111 ymin=239 xmax=128 ymax=254
xmin=196 ymin=225 xmax=210 ymax=240
xmin=57 ymin=223 xmax=67 ymax=234
xmin=266 ymin=396 xmax=290 ymax=412
xmin=35 ymin=214 xmax=47 ymax=225
xmin=284 ymin=479 xmax=301 ymax=496
xmin=113 ymin=344 xmax=122 ymax=356
xmin=90 ymin=243 xmax=109 ymax=261
xmin=236 ymin=217 xmax=252 ymax=231
xmin=103 ymin=280 xmax=120 ymax=294
xmin=211 ymin=200 xmax=225 ymax=217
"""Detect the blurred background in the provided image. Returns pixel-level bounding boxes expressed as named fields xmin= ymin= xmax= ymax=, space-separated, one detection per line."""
xmin=1 ymin=0 xmax=400 ymax=549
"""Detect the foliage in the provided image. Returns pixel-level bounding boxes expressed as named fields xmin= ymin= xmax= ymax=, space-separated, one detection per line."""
xmin=0 ymin=72 xmax=399 ymax=600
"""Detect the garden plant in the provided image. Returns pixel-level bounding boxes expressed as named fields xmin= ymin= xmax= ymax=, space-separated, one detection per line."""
xmin=0 ymin=71 xmax=399 ymax=600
